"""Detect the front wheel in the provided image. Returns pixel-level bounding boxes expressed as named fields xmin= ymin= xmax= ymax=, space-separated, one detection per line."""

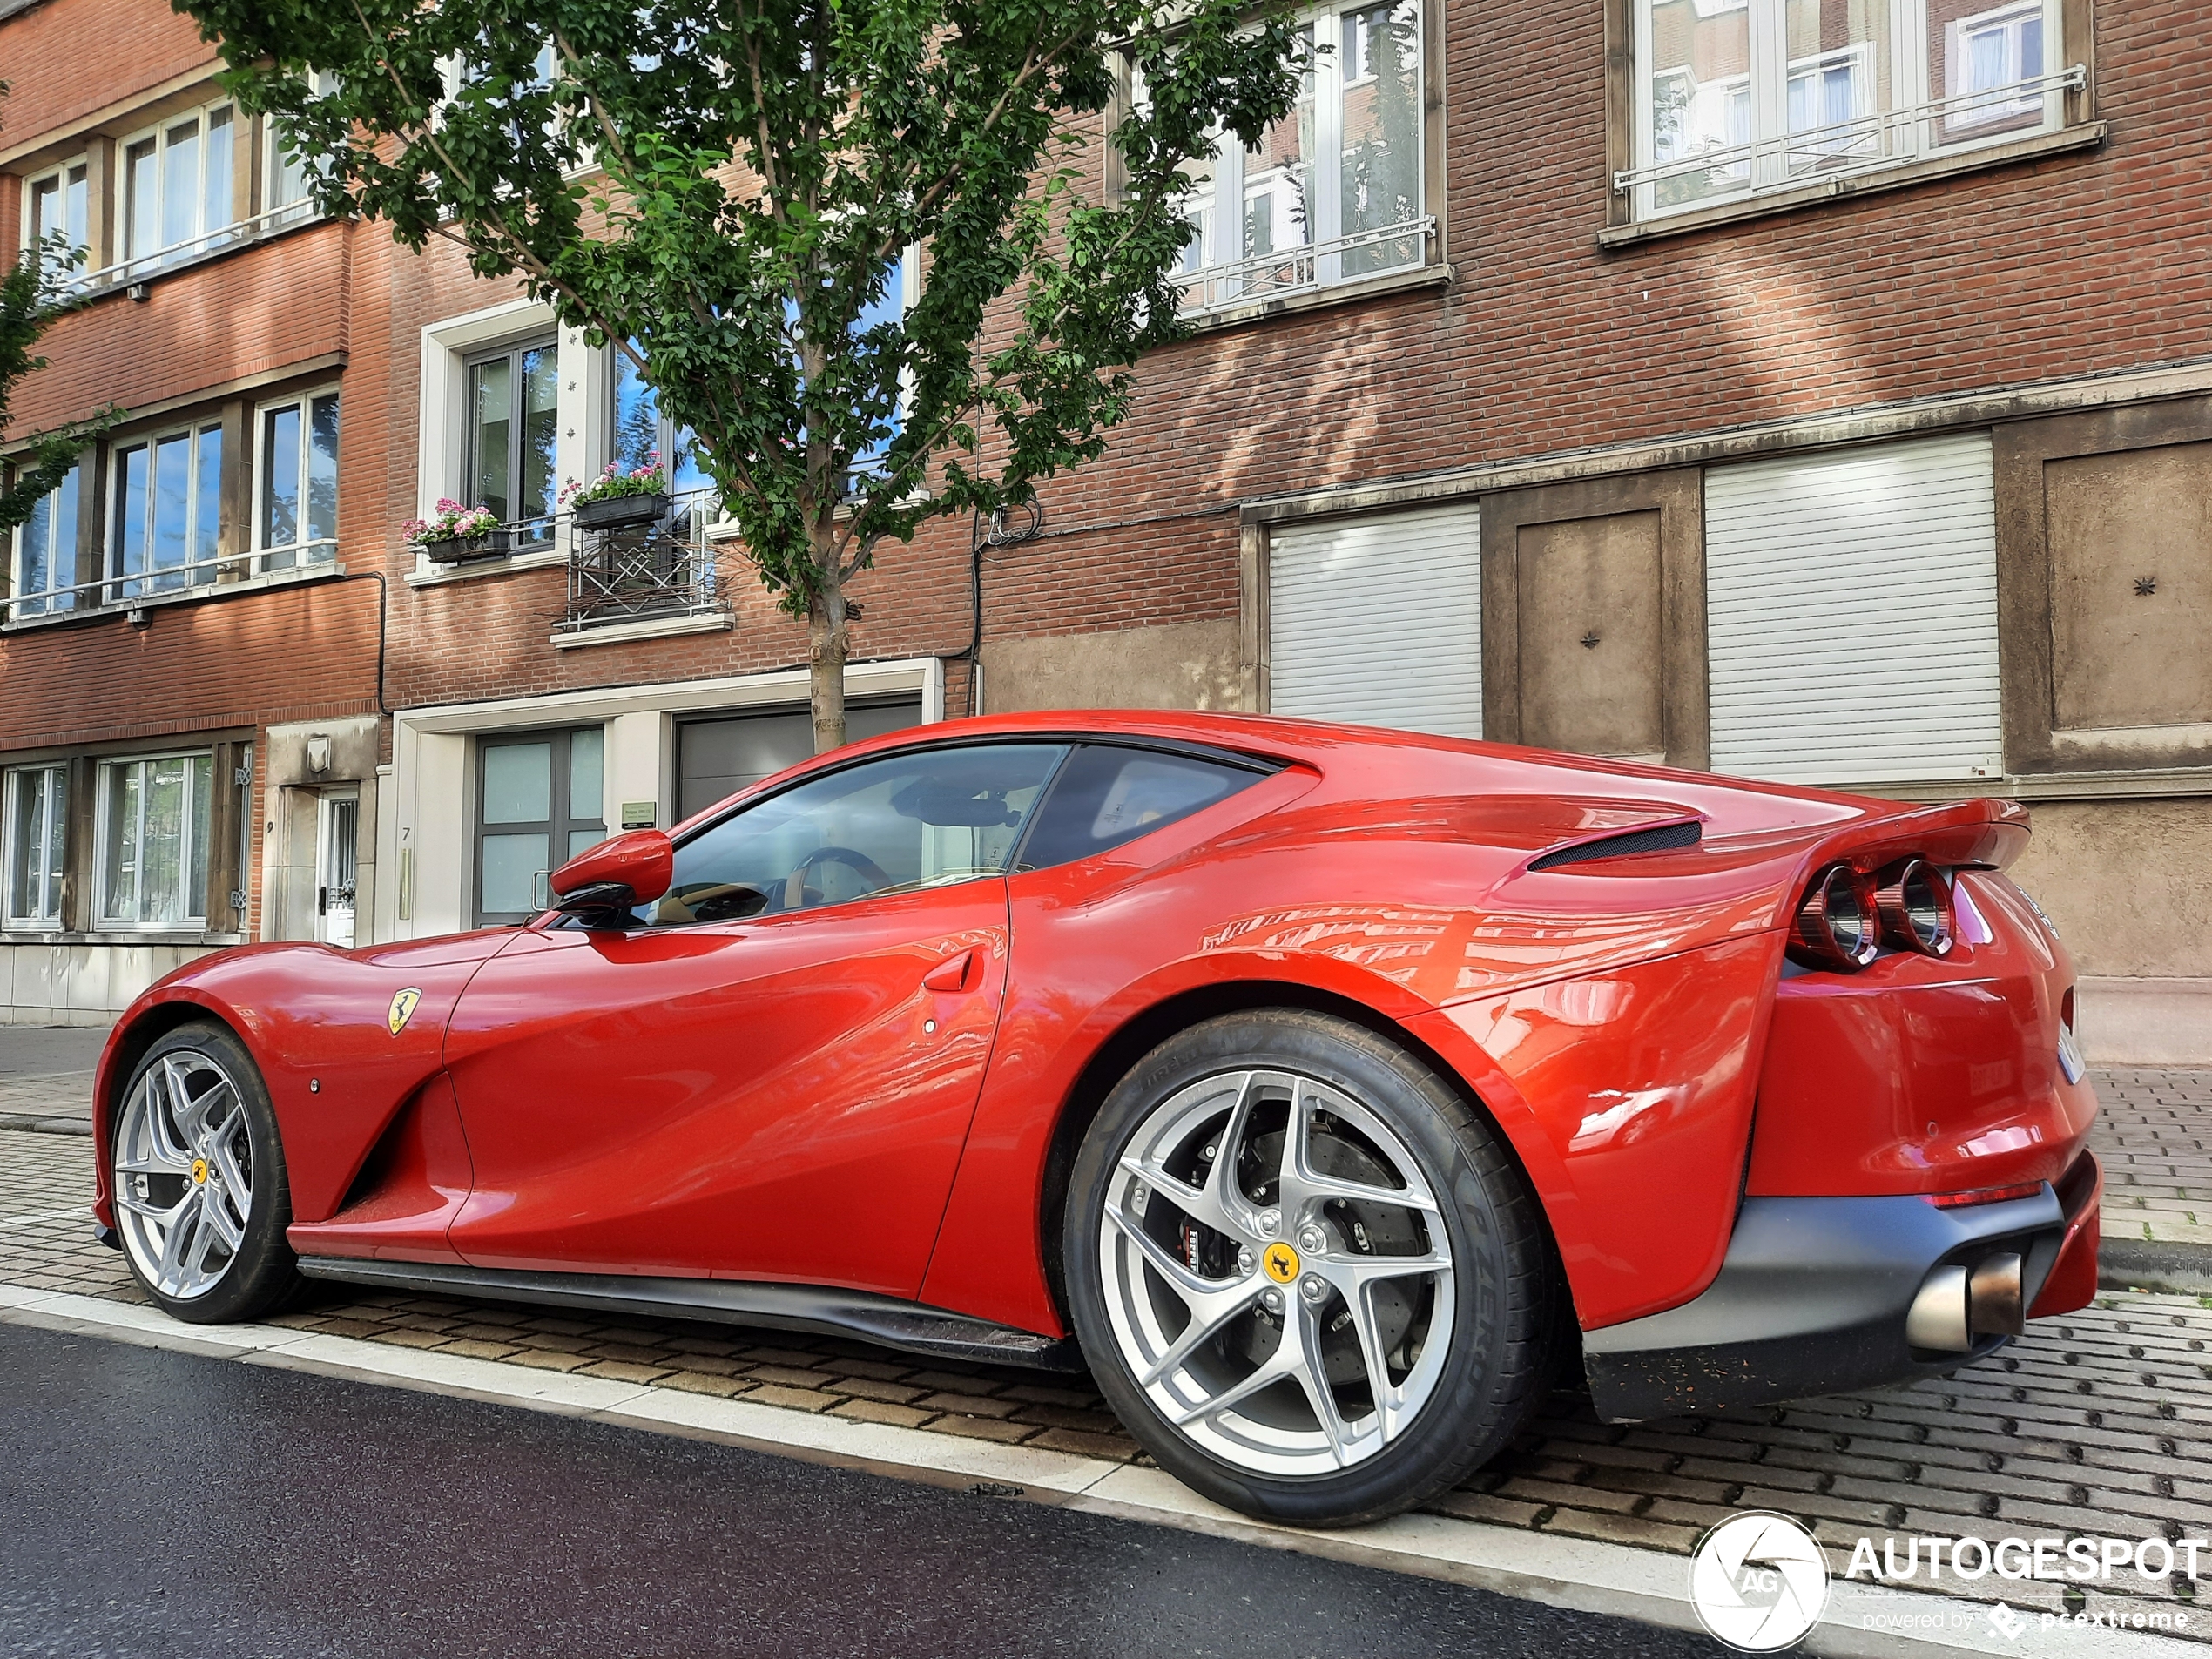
xmin=1065 ymin=1010 xmax=1555 ymax=1526
xmin=111 ymin=1022 xmax=300 ymax=1324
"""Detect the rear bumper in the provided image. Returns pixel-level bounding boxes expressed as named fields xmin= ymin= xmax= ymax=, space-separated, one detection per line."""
xmin=1583 ymin=1153 xmax=2098 ymax=1422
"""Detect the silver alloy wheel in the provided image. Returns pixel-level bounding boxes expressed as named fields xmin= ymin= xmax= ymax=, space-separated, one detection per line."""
xmin=114 ymin=1049 xmax=253 ymax=1302
xmin=1096 ymin=1067 xmax=1455 ymax=1478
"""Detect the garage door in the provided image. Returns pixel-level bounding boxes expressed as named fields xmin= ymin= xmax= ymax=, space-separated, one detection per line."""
xmin=1268 ymin=504 xmax=1482 ymax=738
xmin=677 ymin=698 xmax=922 ymax=819
xmin=1705 ymin=433 xmax=2004 ymax=786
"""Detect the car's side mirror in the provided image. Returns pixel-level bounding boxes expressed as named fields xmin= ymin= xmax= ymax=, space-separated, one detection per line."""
xmin=548 ymin=828 xmax=674 ymax=925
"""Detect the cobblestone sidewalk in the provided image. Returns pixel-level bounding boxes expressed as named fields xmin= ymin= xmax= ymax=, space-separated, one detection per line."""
xmin=3 ymin=1124 xmax=2206 ymax=1639
xmin=2098 ymin=1071 xmax=2212 ymax=1253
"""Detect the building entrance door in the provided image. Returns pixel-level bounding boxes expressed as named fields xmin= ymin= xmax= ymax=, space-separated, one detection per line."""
xmin=316 ymin=789 xmax=360 ymax=948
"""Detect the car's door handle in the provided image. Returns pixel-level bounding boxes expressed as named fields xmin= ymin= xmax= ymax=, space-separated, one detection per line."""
xmin=922 ymin=948 xmax=980 ymax=993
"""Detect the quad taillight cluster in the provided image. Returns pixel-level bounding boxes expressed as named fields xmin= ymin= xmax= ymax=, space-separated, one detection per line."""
xmin=1788 ymin=857 xmax=1956 ymax=972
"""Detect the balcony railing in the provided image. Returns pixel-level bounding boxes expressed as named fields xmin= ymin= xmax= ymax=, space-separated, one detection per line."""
xmin=1176 ymin=216 xmax=1437 ymax=317
xmin=1613 ymin=65 xmax=2086 ymax=207
xmin=45 ymin=199 xmax=319 ymax=297
xmin=0 ymin=543 xmax=338 ymax=627
xmin=555 ymin=488 xmax=726 ymax=635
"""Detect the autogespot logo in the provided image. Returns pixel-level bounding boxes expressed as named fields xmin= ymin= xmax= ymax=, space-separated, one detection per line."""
xmin=1689 ymin=1512 xmax=1832 ymax=1652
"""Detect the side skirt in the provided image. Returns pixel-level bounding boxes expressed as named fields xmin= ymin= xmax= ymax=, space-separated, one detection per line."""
xmin=294 ymin=1257 xmax=1089 ymax=1373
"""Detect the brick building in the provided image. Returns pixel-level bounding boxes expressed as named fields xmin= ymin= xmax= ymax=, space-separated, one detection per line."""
xmin=0 ymin=0 xmax=390 ymax=1022
xmin=9 ymin=0 xmax=2208 ymax=1057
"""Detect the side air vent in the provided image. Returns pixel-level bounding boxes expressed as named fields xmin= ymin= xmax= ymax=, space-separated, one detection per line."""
xmin=1528 ymin=819 xmax=1702 ymax=873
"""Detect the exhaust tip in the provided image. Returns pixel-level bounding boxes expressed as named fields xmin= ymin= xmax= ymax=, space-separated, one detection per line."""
xmin=1906 ymin=1253 xmax=2027 ymax=1353
xmin=1906 ymin=1264 xmax=1972 ymax=1352
xmin=1969 ymin=1252 xmax=2026 ymax=1337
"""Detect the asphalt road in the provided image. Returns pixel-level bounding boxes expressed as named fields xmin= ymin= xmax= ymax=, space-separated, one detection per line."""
xmin=0 ymin=1322 xmax=1718 ymax=1659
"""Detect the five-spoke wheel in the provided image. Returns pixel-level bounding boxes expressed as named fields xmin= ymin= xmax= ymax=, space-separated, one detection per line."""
xmin=111 ymin=1022 xmax=299 ymax=1323
xmin=1068 ymin=1010 xmax=1555 ymax=1526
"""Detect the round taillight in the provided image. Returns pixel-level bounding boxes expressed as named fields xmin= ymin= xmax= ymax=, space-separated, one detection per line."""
xmin=1790 ymin=864 xmax=1880 ymax=971
xmin=1876 ymin=859 xmax=1955 ymax=956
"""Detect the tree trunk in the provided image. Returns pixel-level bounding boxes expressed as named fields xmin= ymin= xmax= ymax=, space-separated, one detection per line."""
xmin=806 ymin=547 xmax=848 ymax=754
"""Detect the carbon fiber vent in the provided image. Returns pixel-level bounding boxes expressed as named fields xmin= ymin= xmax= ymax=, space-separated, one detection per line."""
xmin=1527 ymin=819 xmax=1702 ymax=872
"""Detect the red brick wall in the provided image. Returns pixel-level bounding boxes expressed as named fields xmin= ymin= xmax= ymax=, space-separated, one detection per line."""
xmin=0 ymin=0 xmax=216 ymax=144
xmin=368 ymin=1 xmax=2212 ymax=705
xmin=7 ymin=224 xmax=354 ymax=432
xmin=16 ymin=0 xmax=2202 ymax=720
xmin=0 ymin=577 xmax=382 ymax=752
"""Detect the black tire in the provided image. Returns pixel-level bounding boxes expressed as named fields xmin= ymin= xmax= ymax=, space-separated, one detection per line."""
xmin=111 ymin=1021 xmax=301 ymax=1324
xmin=1064 ymin=1009 xmax=1555 ymax=1527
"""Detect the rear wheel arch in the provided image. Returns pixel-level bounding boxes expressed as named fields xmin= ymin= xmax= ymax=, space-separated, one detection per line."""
xmin=1035 ymin=980 xmax=1559 ymax=1329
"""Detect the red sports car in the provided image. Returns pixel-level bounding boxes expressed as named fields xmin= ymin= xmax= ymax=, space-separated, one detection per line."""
xmin=91 ymin=711 xmax=2101 ymax=1525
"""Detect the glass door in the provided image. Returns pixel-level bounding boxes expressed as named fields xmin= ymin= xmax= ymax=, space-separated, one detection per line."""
xmin=316 ymin=788 xmax=359 ymax=948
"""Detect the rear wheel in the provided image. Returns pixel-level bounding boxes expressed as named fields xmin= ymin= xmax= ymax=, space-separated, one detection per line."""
xmin=1065 ymin=1009 xmax=1554 ymax=1526
xmin=111 ymin=1022 xmax=300 ymax=1324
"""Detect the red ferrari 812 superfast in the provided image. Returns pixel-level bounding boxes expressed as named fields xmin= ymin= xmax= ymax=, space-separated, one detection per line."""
xmin=91 ymin=711 xmax=2101 ymax=1525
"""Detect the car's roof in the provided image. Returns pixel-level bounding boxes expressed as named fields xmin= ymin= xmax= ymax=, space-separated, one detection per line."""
xmin=670 ymin=706 xmax=1892 ymax=841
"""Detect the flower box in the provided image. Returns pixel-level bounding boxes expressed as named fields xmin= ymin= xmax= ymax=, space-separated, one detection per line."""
xmin=419 ymin=530 xmax=510 ymax=564
xmin=573 ymin=492 xmax=670 ymax=532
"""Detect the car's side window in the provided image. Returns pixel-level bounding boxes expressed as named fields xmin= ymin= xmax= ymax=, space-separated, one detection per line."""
xmin=641 ymin=743 xmax=1068 ymax=926
xmin=1016 ymin=745 xmax=1263 ymax=873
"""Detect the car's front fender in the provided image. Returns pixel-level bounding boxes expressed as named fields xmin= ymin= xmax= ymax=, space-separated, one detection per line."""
xmin=93 ymin=933 xmax=516 ymax=1230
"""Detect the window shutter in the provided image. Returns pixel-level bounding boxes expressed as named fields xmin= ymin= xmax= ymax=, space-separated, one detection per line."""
xmin=1268 ymin=504 xmax=1482 ymax=739
xmin=1704 ymin=433 xmax=2004 ymax=786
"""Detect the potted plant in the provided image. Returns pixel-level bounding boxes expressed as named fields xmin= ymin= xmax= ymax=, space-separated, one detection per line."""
xmin=406 ymin=501 xmax=507 ymax=563
xmin=562 ymin=456 xmax=670 ymax=531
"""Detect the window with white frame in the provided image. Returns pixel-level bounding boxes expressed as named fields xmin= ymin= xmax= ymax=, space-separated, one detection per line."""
xmin=97 ymin=752 xmax=213 ymax=929
xmin=1624 ymin=0 xmax=2074 ymax=219
xmin=474 ymin=726 xmax=604 ymax=926
xmin=610 ymin=351 xmax=713 ymax=499
xmin=3 ymin=765 xmax=67 ymax=928
xmin=257 ymin=390 xmax=340 ymax=570
xmin=466 ymin=337 xmax=560 ymax=536
xmin=119 ymin=100 xmax=239 ymax=271
xmin=9 ymin=456 xmax=81 ymax=621
xmin=111 ymin=422 xmax=224 ymax=597
xmin=1940 ymin=1 xmax=2046 ymax=133
xmin=1162 ymin=0 xmax=1430 ymax=315
xmin=24 ymin=158 xmax=90 ymax=283
xmin=266 ymin=71 xmax=341 ymax=219
xmin=843 ymin=248 xmax=917 ymax=489
xmin=601 ymin=251 xmax=911 ymax=530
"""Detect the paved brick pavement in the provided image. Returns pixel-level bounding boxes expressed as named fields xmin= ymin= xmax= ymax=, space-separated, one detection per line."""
xmin=2099 ymin=1071 xmax=2212 ymax=1251
xmin=4 ymin=1121 xmax=2207 ymax=1638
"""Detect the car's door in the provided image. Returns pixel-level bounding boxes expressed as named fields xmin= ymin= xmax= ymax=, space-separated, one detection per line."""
xmin=440 ymin=740 xmax=1069 ymax=1298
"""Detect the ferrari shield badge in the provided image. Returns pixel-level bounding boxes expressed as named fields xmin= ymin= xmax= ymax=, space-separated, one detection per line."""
xmin=387 ymin=987 xmax=422 ymax=1036
xmin=1262 ymin=1242 xmax=1301 ymax=1284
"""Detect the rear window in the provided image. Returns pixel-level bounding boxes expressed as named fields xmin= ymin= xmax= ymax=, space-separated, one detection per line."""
xmin=1016 ymin=745 xmax=1262 ymax=872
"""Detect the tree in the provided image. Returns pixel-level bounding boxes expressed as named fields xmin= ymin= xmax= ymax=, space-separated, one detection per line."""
xmin=1 ymin=83 xmax=115 ymax=543
xmin=179 ymin=0 xmax=1302 ymax=749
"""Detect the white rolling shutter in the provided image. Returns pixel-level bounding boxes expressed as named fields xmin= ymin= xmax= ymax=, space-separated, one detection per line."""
xmin=1268 ymin=504 xmax=1482 ymax=738
xmin=1705 ymin=433 xmax=2004 ymax=786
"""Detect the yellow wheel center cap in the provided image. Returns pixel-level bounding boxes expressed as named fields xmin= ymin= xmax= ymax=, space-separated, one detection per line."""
xmin=191 ymin=1157 xmax=209 ymax=1185
xmin=1262 ymin=1241 xmax=1301 ymax=1284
